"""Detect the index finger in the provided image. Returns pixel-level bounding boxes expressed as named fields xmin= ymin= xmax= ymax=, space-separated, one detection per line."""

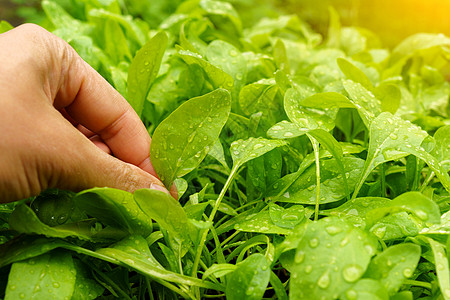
xmin=54 ymin=42 xmax=156 ymax=177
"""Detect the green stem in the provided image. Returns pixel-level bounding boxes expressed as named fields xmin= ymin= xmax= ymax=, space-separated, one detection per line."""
xmin=380 ymin=163 xmax=386 ymax=197
xmin=420 ymin=171 xmax=435 ymax=193
xmin=404 ymin=279 xmax=432 ymax=290
xmin=145 ymin=278 xmax=155 ymax=300
xmin=308 ymin=135 xmax=321 ymax=221
xmin=191 ymin=168 xmax=237 ymax=277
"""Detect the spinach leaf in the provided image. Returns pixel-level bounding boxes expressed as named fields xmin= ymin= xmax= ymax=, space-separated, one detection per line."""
xmin=134 ymin=189 xmax=194 ymax=257
xmin=226 ymin=254 xmax=270 ymax=300
xmin=127 ymin=31 xmax=168 ymax=117
xmin=353 ymin=112 xmax=428 ymax=199
xmin=150 ymin=88 xmax=231 ymax=188
xmin=282 ymin=217 xmax=378 ymax=299
xmin=364 ymin=243 xmax=421 ymax=295
xmin=74 ymin=187 xmax=152 ymax=236
xmin=5 ymin=250 xmax=75 ymax=300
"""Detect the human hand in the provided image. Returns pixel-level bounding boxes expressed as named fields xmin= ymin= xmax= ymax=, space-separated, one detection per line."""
xmin=0 ymin=24 xmax=176 ymax=203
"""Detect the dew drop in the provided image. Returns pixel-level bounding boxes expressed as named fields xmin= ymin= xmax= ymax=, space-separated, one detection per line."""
xmin=304 ymin=265 xmax=313 ymax=274
xmin=253 ymin=143 xmax=264 ymax=150
xmin=325 ymin=225 xmax=342 ymax=235
xmin=309 ymin=238 xmax=319 ymax=248
xmin=317 ymin=271 xmax=330 ymax=289
xmin=9 ymin=285 xmax=16 ymax=291
xmin=403 ymin=268 xmax=413 ymax=278
xmin=19 ymin=293 xmax=25 ymax=299
xmin=283 ymin=132 xmax=294 ymax=137
xmin=342 ymin=264 xmax=364 ymax=282
xmin=340 ymin=237 xmax=350 ymax=247
xmin=246 ymin=286 xmax=254 ymax=295
xmin=53 ymin=282 xmax=60 ymax=288
xmin=295 ymin=251 xmax=305 ymax=263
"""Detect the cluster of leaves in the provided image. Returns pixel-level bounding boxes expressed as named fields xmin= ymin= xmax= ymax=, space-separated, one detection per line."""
xmin=1 ymin=0 xmax=450 ymax=299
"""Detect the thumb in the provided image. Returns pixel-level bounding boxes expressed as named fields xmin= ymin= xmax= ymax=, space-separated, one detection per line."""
xmin=45 ymin=123 xmax=170 ymax=196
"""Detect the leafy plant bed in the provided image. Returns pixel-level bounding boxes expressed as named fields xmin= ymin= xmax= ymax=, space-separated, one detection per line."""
xmin=1 ymin=0 xmax=450 ymax=299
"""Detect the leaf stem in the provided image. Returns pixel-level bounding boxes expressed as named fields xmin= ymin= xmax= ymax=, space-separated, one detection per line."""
xmin=191 ymin=168 xmax=237 ymax=277
xmin=308 ymin=135 xmax=321 ymax=221
xmin=404 ymin=279 xmax=432 ymax=290
xmin=380 ymin=163 xmax=386 ymax=197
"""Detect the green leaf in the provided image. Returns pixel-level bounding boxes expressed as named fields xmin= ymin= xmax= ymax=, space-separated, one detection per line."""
xmin=0 ymin=21 xmax=13 ymax=34
xmin=234 ymin=209 xmax=293 ymax=235
xmin=72 ymin=259 xmax=105 ymax=300
xmin=0 ymin=236 xmax=69 ymax=269
xmin=433 ymin=125 xmax=450 ymax=171
xmin=134 ymin=189 xmax=193 ymax=257
xmin=341 ymin=279 xmax=389 ymax=300
xmin=366 ymin=192 xmax=441 ymax=226
xmin=353 ymin=112 xmax=429 ymax=199
xmin=9 ymin=204 xmax=103 ymax=241
xmin=267 ymin=120 xmax=309 ymax=139
xmin=284 ymin=87 xmax=337 ymax=131
xmin=337 ymin=58 xmax=373 ymax=91
xmin=5 ymin=251 xmax=75 ymax=300
xmin=299 ymin=92 xmax=355 ymax=109
xmin=374 ymin=83 xmax=401 ymax=114
xmin=127 ymin=31 xmax=168 ymax=117
xmin=426 ymin=238 xmax=450 ymax=300
xmin=283 ymin=217 xmax=378 ymax=300
xmin=74 ymin=187 xmax=152 ymax=236
xmin=226 ymin=254 xmax=270 ymax=300
xmin=150 ymin=89 xmax=231 ymax=188
xmin=239 ymin=83 xmax=284 ymax=127
xmin=364 ymin=243 xmax=421 ymax=295
xmin=342 ymin=80 xmax=382 ymax=128
xmin=230 ymin=137 xmax=286 ymax=170
xmin=275 ymin=157 xmax=364 ymax=204
xmin=178 ymin=49 xmax=234 ymax=92
xmin=95 ymin=235 xmax=222 ymax=291
xmin=206 ymin=40 xmax=246 ymax=99
xmin=269 ymin=203 xmax=305 ymax=229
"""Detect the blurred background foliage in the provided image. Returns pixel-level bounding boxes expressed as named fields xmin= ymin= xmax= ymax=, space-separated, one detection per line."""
xmin=1 ymin=0 xmax=450 ymax=48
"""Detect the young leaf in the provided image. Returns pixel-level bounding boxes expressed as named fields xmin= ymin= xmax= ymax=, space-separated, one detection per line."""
xmin=426 ymin=238 xmax=450 ymax=300
xmin=150 ymin=89 xmax=231 ymax=188
xmin=230 ymin=137 xmax=286 ymax=170
xmin=226 ymin=254 xmax=270 ymax=300
xmin=178 ymin=49 xmax=234 ymax=92
xmin=72 ymin=259 xmax=105 ymax=300
xmin=366 ymin=192 xmax=441 ymax=227
xmin=74 ymin=187 xmax=152 ymax=236
xmin=134 ymin=189 xmax=194 ymax=257
xmin=342 ymin=80 xmax=382 ymax=128
xmin=342 ymin=279 xmax=389 ymax=300
xmin=127 ymin=31 xmax=168 ymax=117
xmin=337 ymin=58 xmax=374 ymax=91
xmin=8 ymin=204 xmax=106 ymax=241
xmin=5 ymin=251 xmax=75 ymax=300
xmin=284 ymin=87 xmax=337 ymax=131
xmin=267 ymin=120 xmax=309 ymax=139
xmin=283 ymin=217 xmax=378 ymax=300
xmin=353 ymin=112 xmax=428 ymax=199
xmin=433 ymin=125 xmax=450 ymax=171
xmin=274 ymin=157 xmax=364 ymax=204
xmin=374 ymin=83 xmax=401 ymax=114
xmin=364 ymin=243 xmax=421 ymax=295
xmin=95 ymin=236 xmax=221 ymax=291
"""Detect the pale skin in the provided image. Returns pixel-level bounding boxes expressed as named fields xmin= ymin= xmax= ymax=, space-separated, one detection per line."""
xmin=0 ymin=24 xmax=176 ymax=203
